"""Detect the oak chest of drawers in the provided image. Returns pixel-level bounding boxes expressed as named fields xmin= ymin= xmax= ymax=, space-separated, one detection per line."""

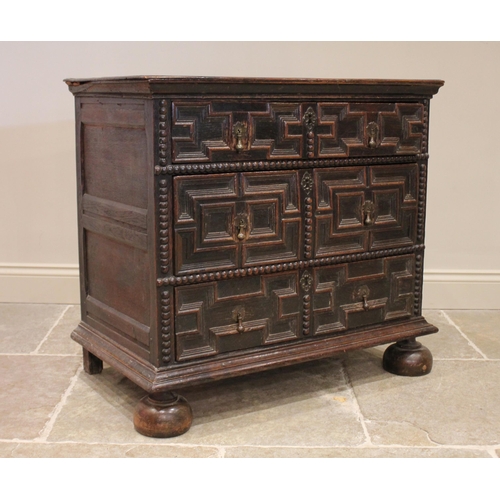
xmin=65 ymin=76 xmax=444 ymax=437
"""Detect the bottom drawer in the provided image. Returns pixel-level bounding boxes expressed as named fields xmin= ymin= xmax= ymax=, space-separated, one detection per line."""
xmin=310 ymin=254 xmax=415 ymax=336
xmin=173 ymin=254 xmax=416 ymax=362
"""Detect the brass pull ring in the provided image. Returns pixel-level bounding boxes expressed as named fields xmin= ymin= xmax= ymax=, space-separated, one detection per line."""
xmin=303 ymin=107 xmax=317 ymax=131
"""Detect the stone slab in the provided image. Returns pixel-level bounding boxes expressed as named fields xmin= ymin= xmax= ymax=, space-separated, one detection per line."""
xmin=0 ymin=355 xmax=80 ymax=440
xmin=1 ymin=442 xmax=220 ymax=458
xmin=49 ymin=359 xmax=367 ymax=447
xmin=345 ymin=352 xmax=500 ymax=446
xmin=38 ymin=305 xmax=82 ymax=355
xmin=444 ymin=310 xmax=500 ymax=359
xmin=0 ymin=304 xmax=68 ymax=353
xmin=224 ymin=446 xmax=491 ymax=458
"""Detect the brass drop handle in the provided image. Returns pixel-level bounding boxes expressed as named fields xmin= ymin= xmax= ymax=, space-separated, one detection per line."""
xmin=232 ymin=306 xmax=245 ymax=333
xmin=236 ymin=215 xmax=247 ymax=240
xmin=233 ymin=122 xmax=247 ymax=152
xmin=363 ymin=200 xmax=374 ymax=226
xmin=367 ymin=122 xmax=379 ymax=148
xmin=361 ymin=293 xmax=369 ymax=311
xmin=354 ymin=285 xmax=370 ymax=311
xmin=236 ymin=313 xmax=245 ymax=333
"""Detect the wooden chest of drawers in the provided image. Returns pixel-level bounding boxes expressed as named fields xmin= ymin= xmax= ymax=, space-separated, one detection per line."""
xmin=65 ymin=76 xmax=444 ymax=437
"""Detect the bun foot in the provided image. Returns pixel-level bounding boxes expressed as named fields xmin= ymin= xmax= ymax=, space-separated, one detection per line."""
xmin=383 ymin=338 xmax=433 ymax=377
xmin=134 ymin=392 xmax=193 ymax=438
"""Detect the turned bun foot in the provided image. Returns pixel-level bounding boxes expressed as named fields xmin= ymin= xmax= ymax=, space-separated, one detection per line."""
xmin=134 ymin=392 xmax=193 ymax=438
xmin=383 ymin=338 xmax=433 ymax=377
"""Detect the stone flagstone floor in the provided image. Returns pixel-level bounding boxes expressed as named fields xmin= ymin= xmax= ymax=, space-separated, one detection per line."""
xmin=0 ymin=304 xmax=499 ymax=458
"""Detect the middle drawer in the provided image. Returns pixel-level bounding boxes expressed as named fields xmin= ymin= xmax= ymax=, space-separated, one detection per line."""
xmin=172 ymin=164 xmax=419 ymax=275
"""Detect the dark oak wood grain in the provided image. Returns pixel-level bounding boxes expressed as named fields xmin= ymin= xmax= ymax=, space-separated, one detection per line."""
xmin=66 ymin=76 xmax=443 ymax=438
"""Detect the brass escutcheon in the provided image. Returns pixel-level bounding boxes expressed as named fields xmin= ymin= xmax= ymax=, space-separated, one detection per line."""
xmin=303 ymin=107 xmax=317 ymax=130
xmin=301 ymin=171 xmax=313 ymax=195
xmin=300 ymin=271 xmax=313 ymax=292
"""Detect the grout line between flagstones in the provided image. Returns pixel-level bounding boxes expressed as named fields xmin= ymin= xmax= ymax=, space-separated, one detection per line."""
xmin=33 ymin=365 xmax=83 ymax=443
xmin=30 ymin=305 xmax=71 ymax=354
xmin=0 ymin=439 xmax=498 ymax=455
xmin=440 ymin=310 xmax=489 ymax=359
xmin=433 ymin=357 xmax=500 ymax=362
xmin=340 ymin=360 xmax=372 ymax=446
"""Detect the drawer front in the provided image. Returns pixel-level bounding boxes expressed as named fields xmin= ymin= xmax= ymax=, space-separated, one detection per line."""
xmin=315 ymin=102 xmax=425 ymax=157
xmin=309 ymin=254 xmax=415 ymax=336
xmin=314 ymin=163 xmax=418 ymax=257
xmin=173 ymin=171 xmax=302 ymax=274
xmin=173 ymin=253 xmax=415 ymax=361
xmin=170 ymin=101 xmax=426 ymax=163
xmin=174 ymin=271 xmax=301 ymax=361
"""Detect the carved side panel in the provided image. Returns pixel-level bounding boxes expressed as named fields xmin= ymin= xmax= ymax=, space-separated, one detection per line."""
xmin=174 ymin=272 xmax=301 ymax=361
xmin=316 ymin=102 xmax=425 ymax=157
xmin=80 ymin=99 xmax=151 ymax=361
xmin=312 ymin=255 xmax=415 ymax=336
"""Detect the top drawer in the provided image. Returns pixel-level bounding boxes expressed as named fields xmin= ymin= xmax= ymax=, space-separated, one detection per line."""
xmin=170 ymin=100 xmax=426 ymax=163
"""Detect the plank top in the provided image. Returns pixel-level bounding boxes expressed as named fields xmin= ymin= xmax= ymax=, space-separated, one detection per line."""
xmin=64 ymin=76 xmax=444 ymax=97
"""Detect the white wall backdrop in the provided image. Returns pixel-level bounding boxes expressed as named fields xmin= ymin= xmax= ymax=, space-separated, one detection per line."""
xmin=1 ymin=42 xmax=499 ymax=307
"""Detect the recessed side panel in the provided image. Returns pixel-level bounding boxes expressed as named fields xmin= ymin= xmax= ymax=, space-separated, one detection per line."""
xmin=79 ymin=98 xmax=152 ymax=360
xmin=81 ymin=101 xmax=148 ymax=209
